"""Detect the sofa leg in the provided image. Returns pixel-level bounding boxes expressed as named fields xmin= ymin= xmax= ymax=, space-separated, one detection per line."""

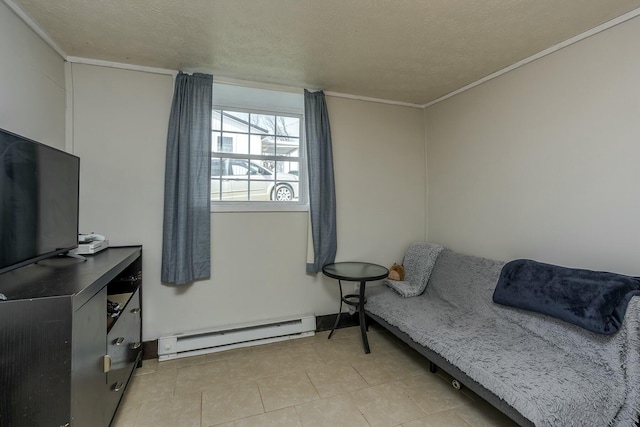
xmin=429 ymin=362 xmax=437 ymax=373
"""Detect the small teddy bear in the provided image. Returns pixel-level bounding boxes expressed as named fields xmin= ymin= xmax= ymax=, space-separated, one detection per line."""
xmin=388 ymin=263 xmax=405 ymax=281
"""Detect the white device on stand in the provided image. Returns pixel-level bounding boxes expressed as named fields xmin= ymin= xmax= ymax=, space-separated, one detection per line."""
xmin=71 ymin=233 xmax=109 ymax=255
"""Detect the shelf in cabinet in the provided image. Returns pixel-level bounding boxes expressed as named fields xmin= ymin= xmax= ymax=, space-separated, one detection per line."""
xmin=107 ymin=292 xmax=134 ymax=331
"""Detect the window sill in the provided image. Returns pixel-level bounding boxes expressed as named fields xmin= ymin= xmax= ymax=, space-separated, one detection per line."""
xmin=211 ymin=203 xmax=309 ymax=213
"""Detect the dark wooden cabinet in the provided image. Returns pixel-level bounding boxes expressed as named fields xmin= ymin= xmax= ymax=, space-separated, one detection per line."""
xmin=0 ymin=246 xmax=143 ymax=427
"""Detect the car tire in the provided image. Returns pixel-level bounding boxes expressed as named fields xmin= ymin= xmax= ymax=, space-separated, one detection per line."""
xmin=272 ymin=184 xmax=294 ymax=201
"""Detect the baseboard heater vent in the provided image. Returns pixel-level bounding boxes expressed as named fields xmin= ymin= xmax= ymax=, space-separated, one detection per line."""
xmin=157 ymin=314 xmax=316 ymax=361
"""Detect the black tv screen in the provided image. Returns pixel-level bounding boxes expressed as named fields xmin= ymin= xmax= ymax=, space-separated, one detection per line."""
xmin=0 ymin=128 xmax=79 ymax=274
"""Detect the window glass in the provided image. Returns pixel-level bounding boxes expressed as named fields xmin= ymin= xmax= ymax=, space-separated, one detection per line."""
xmin=212 ymin=110 xmax=222 ymax=131
xmin=219 ymin=133 xmax=249 ymax=155
xmin=222 ymin=111 xmax=249 ymax=133
xmin=250 ymin=114 xmax=276 ymax=135
xmin=214 ymin=134 xmax=233 ymax=152
xmin=229 ymin=161 xmax=249 ymax=176
xmin=211 ymin=108 xmax=304 ymax=205
xmin=249 ymin=134 xmax=265 ymax=155
xmin=211 ymin=158 xmax=222 ymax=177
xmin=276 ymin=116 xmax=300 ymax=138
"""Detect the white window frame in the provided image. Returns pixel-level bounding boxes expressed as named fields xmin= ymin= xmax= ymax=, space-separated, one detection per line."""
xmin=210 ymin=106 xmax=308 ymax=213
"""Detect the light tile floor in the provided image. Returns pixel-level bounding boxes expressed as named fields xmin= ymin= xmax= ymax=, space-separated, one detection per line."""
xmin=112 ymin=325 xmax=519 ymax=427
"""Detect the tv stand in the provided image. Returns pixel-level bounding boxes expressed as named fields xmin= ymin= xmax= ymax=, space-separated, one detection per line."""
xmin=0 ymin=246 xmax=142 ymax=427
xmin=62 ymin=251 xmax=87 ymax=261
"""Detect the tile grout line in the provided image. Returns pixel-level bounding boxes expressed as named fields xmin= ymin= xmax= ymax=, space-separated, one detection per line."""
xmin=114 ymin=326 xmax=518 ymax=427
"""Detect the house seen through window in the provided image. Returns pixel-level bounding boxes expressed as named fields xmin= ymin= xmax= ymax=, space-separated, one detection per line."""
xmin=211 ymin=109 xmax=303 ymax=203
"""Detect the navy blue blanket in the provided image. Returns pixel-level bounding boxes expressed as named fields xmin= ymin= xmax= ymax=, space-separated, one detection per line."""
xmin=493 ymin=259 xmax=640 ymax=335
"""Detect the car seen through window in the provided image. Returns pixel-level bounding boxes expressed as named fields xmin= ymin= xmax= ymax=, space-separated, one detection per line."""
xmin=211 ymin=158 xmax=299 ymax=202
xmin=210 ymin=108 xmax=303 ymax=204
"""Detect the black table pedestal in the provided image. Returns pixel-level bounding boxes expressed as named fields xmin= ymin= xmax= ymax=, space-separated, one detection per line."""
xmin=322 ymin=262 xmax=389 ymax=354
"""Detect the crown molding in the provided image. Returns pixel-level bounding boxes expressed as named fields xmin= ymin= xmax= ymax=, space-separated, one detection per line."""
xmin=3 ymin=0 xmax=67 ymax=59
xmin=422 ymin=7 xmax=640 ymax=108
xmin=7 ymin=0 xmax=639 ymax=109
xmin=324 ymin=91 xmax=423 ymax=108
xmin=67 ymin=56 xmax=178 ymax=76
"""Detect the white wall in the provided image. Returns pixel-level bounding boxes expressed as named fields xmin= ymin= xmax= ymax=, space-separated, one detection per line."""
xmin=425 ymin=16 xmax=640 ymax=275
xmin=71 ymin=63 xmax=426 ymax=340
xmin=0 ymin=2 xmax=65 ymax=149
xmin=71 ymin=63 xmax=172 ymax=341
xmin=328 ymin=97 xmax=426 ymax=261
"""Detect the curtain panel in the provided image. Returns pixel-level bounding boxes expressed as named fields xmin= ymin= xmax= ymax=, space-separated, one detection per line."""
xmin=304 ymin=89 xmax=337 ymax=273
xmin=161 ymin=72 xmax=213 ymax=285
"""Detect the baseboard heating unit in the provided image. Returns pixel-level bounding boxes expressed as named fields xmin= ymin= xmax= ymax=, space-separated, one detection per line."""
xmin=157 ymin=315 xmax=316 ymax=361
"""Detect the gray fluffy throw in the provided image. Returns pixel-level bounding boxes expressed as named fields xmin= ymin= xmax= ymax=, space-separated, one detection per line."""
xmin=366 ymin=249 xmax=640 ymax=426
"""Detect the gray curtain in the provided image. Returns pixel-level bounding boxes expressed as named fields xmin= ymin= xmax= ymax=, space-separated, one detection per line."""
xmin=304 ymin=89 xmax=337 ymax=273
xmin=161 ymin=72 xmax=213 ymax=285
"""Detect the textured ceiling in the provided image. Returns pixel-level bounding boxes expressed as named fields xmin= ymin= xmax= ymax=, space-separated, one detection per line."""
xmin=11 ymin=0 xmax=640 ymax=105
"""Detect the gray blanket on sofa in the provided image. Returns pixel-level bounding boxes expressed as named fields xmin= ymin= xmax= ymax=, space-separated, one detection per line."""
xmin=365 ymin=249 xmax=640 ymax=427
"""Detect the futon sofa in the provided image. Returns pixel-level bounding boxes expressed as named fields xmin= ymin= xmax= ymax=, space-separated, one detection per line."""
xmin=365 ymin=245 xmax=640 ymax=427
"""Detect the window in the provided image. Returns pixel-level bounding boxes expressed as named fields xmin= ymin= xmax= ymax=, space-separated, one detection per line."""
xmin=211 ymin=108 xmax=304 ymax=205
xmin=217 ymin=136 xmax=233 ymax=152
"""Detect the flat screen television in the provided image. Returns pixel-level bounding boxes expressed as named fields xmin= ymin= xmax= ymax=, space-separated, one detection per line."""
xmin=0 ymin=128 xmax=80 ymax=274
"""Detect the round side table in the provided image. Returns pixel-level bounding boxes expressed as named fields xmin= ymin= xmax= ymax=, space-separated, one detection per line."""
xmin=322 ymin=262 xmax=389 ymax=354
